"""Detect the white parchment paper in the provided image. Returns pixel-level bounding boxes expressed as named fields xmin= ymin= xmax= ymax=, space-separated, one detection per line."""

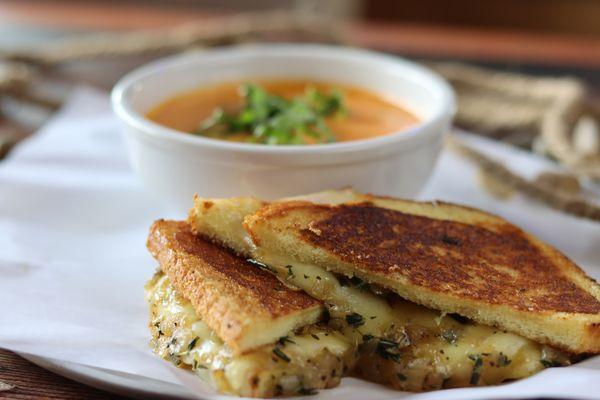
xmin=0 ymin=87 xmax=599 ymax=400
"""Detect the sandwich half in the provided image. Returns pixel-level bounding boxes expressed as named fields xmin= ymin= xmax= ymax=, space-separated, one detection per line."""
xmin=146 ymin=220 xmax=357 ymax=397
xmin=188 ymin=190 xmax=598 ymax=391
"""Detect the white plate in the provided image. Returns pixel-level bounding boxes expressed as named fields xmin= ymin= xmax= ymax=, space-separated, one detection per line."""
xmin=20 ymin=353 xmax=197 ymax=400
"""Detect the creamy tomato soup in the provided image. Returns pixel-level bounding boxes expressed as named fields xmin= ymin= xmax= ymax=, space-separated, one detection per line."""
xmin=147 ymin=80 xmax=419 ymax=144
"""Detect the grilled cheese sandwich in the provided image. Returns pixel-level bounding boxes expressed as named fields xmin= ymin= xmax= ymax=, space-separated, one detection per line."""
xmin=146 ymin=220 xmax=357 ymax=397
xmin=187 ymin=190 xmax=593 ymax=391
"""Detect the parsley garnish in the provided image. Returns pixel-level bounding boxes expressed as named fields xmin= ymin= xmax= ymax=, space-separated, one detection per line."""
xmin=247 ymin=258 xmax=275 ymax=273
xmin=362 ymin=334 xmax=374 ymax=342
xmin=376 ymin=338 xmax=402 ymax=363
xmin=540 ymin=358 xmax=562 ymax=368
xmin=468 ymin=354 xmax=484 ymax=385
xmin=298 ymin=387 xmax=318 ymax=395
xmin=272 ymin=347 xmax=291 ymax=362
xmin=441 ymin=329 xmax=459 ymax=345
xmin=540 ymin=348 xmax=565 ymax=368
xmin=285 ymin=265 xmax=295 ymax=278
xmin=278 ymin=336 xmax=295 ymax=346
xmin=187 ymin=336 xmax=199 ymax=351
xmin=345 ymin=312 xmax=365 ymax=327
xmin=196 ymin=84 xmax=345 ymax=145
xmin=497 ymin=353 xmax=512 ymax=367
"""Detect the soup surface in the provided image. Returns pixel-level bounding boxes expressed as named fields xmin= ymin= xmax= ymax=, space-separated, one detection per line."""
xmin=147 ymin=80 xmax=419 ymax=144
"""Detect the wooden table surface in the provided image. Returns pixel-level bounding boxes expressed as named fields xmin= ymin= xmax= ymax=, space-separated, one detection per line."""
xmin=0 ymin=2 xmax=598 ymax=399
xmin=0 ymin=349 xmax=132 ymax=399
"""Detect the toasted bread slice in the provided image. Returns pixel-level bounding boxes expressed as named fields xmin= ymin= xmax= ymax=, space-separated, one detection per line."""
xmin=189 ymin=196 xmax=265 ymax=256
xmin=147 ymin=220 xmax=323 ymax=354
xmin=245 ymin=197 xmax=600 ymax=354
xmin=187 ymin=189 xmax=361 ymax=256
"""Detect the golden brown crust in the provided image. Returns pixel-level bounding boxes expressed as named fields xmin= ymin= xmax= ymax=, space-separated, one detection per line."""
xmin=146 ymin=220 xmax=322 ymax=353
xmin=294 ymin=203 xmax=600 ymax=314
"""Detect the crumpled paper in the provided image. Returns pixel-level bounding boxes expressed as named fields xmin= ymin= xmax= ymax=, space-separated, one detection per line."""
xmin=0 ymin=87 xmax=598 ymax=400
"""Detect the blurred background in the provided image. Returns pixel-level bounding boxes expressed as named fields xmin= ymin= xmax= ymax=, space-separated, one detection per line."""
xmin=0 ymin=0 xmax=599 ymax=176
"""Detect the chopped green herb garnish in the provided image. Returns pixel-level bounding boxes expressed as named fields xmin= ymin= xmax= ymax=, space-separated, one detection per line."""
xmin=345 ymin=312 xmax=365 ymax=327
xmin=286 ymin=265 xmax=295 ymax=278
xmin=187 ymin=336 xmax=199 ymax=351
xmin=377 ymin=347 xmax=402 ymax=363
xmin=311 ymin=333 xmax=320 ymax=340
xmin=497 ymin=353 xmax=512 ymax=367
xmin=378 ymin=338 xmax=400 ymax=348
xmin=540 ymin=358 xmax=562 ymax=368
xmin=273 ymin=347 xmax=291 ymax=362
xmin=298 ymin=387 xmax=318 ymax=395
xmin=196 ymin=84 xmax=345 ymax=145
xmin=278 ymin=336 xmax=295 ymax=346
xmin=362 ymin=334 xmax=374 ymax=342
xmin=376 ymin=338 xmax=402 ymax=363
xmin=468 ymin=354 xmax=483 ymax=385
xmin=396 ymin=373 xmax=408 ymax=381
xmin=247 ymin=258 xmax=275 ymax=273
xmin=441 ymin=329 xmax=459 ymax=345
xmin=540 ymin=347 xmax=567 ymax=368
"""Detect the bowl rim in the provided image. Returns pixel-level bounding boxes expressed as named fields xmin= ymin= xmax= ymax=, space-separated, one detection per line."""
xmin=111 ymin=43 xmax=455 ymax=155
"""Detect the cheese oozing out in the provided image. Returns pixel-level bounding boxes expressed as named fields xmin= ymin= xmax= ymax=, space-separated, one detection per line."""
xmin=145 ymin=272 xmax=356 ymax=398
xmin=254 ymin=253 xmax=570 ymax=391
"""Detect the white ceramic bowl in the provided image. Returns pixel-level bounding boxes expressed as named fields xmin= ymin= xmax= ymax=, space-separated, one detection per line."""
xmin=112 ymin=44 xmax=455 ymax=210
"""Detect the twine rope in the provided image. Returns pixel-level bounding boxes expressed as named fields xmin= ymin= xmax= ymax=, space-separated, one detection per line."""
xmin=448 ymin=136 xmax=600 ymax=221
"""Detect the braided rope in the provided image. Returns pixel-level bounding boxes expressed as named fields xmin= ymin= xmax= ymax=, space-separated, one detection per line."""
xmin=0 ymin=11 xmax=342 ymax=66
xmin=0 ymin=62 xmax=37 ymax=92
xmin=429 ymin=62 xmax=598 ymax=179
xmin=448 ymin=136 xmax=600 ymax=221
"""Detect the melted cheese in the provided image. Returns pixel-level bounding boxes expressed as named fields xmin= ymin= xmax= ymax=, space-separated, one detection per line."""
xmin=253 ymin=255 xmax=568 ymax=391
xmin=258 ymin=254 xmax=395 ymax=338
xmin=145 ymin=272 xmax=356 ymax=397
